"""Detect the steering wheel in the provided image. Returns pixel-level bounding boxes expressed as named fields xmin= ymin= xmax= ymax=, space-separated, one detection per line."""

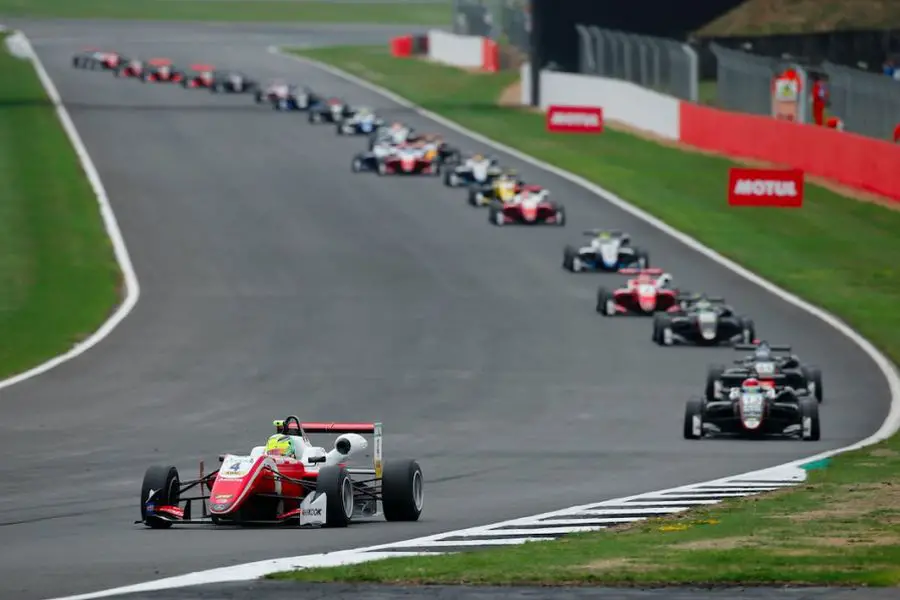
xmin=282 ymin=415 xmax=302 ymax=433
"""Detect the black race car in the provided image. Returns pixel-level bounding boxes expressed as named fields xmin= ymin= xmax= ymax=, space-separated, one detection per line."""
xmin=704 ymin=341 xmax=823 ymax=403
xmin=308 ymin=98 xmax=354 ymax=123
xmin=652 ymin=295 xmax=755 ymax=347
xmin=210 ymin=70 xmax=256 ymax=93
xmin=684 ymin=374 xmax=820 ymax=441
xmin=72 ymin=49 xmax=123 ymax=70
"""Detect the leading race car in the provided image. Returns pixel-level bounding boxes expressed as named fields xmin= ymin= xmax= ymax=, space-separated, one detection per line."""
xmin=72 ymin=48 xmax=123 ymax=70
xmin=468 ymin=171 xmax=524 ymax=206
xmin=652 ymin=295 xmax=756 ymax=346
xmin=309 ymin=97 xmax=354 ymax=123
xmin=337 ymin=107 xmax=384 ymax=135
xmin=562 ymin=230 xmax=649 ymax=273
xmin=443 ymin=153 xmax=501 ymax=187
xmin=487 ymin=185 xmax=566 ymax=226
xmin=138 ymin=416 xmax=423 ymax=529
xmin=114 ymin=58 xmax=144 ymax=79
xmin=375 ymin=144 xmax=439 ymax=176
xmin=684 ymin=376 xmax=820 ymax=441
xmin=705 ymin=341 xmax=823 ymax=403
xmin=596 ymin=269 xmax=679 ymax=316
xmin=141 ymin=58 xmax=184 ymax=83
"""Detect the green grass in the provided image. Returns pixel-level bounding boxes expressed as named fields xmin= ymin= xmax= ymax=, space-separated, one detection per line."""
xmin=0 ymin=37 xmax=119 ymax=377
xmin=696 ymin=0 xmax=900 ymax=36
xmin=271 ymin=44 xmax=900 ymax=586
xmin=0 ymin=0 xmax=452 ymax=25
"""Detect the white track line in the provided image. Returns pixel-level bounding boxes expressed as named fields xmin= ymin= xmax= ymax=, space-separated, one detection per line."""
xmin=43 ymin=45 xmax=900 ymax=600
xmin=1 ymin=32 xmax=139 ymax=393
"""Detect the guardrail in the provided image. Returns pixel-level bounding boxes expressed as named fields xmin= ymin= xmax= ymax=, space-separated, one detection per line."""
xmin=452 ymin=0 xmax=529 ymax=53
xmin=575 ymin=25 xmax=698 ymax=102
xmin=821 ymin=61 xmax=900 ymax=142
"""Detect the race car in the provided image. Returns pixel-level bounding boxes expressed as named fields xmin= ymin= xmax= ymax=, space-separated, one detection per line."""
xmin=137 ymin=416 xmax=423 ymax=529
xmin=487 ymin=185 xmax=566 ymax=226
xmin=72 ymin=48 xmax=123 ymax=70
xmin=652 ymin=295 xmax=756 ymax=346
xmin=255 ymin=81 xmax=320 ymax=111
xmin=337 ymin=107 xmax=384 ymax=135
xmin=211 ymin=70 xmax=256 ymax=93
xmin=595 ymin=269 xmax=679 ymax=316
xmin=369 ymin=122 xmax=415 ymax=149
xmin=140 ymin=58 xmax=184 ymax=83
xmin=562 ymin=230 xmax=649 ymax=273
xmin=468 ymin=171 xmax=524 ymax=206
xmin=308 ymin=97 xmax=354 ymax=123
xmin=374 ymin=144 xmax=439 ymax=176
xmin=705 ymin=341 xmax=823 ymax=403
xmin=407 ymin=134 xmax=461 ymax=166
xmin=443 ymin=154 xmax=501 ymax=187
xmin=181 ymin=64 xmax=216 ymax=89
xmin=114 ymin=58 xmax=144 ymax=78
xmin=684 ymin=376 xmax=820 ymax=441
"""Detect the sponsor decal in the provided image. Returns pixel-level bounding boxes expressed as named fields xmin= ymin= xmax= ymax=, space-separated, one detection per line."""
xmin=210 ymin=503 xmax=226 ymax=511
xmin=728 ymin=168 xmax=804 ymax=207
xmin=215 ymin=494 xmax=232 ymax=501
xmin=546 ymin=105 xmax=603 ymax=133
xmin=302 ymin=508 xmax=323 ymax=517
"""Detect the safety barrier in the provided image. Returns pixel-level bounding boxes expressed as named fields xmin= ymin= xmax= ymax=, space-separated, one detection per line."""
xmin=518 ymin=67 xmax=900 ymax=202
xmin=426 ymin=30 xmax=498 ymax=72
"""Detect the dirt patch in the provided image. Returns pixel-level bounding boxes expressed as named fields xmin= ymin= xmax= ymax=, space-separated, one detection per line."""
xmin=673 ymin=536 xmax=757 ymax=551
xmin=785 ymin=482 xmax=900 ymax=522
xmin=495 ymin=82 xmax=900 ymax=211
xmin=870 ymin=448 xmax=900 ymax=459
xmin=577 ymin=558 xmax=648 ymax=572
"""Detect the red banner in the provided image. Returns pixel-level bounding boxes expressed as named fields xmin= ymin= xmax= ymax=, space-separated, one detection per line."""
xmin=728 ymin=168 xmax=804 ymax=207
xmin=546 ymin=106 xmax=603 ymax=133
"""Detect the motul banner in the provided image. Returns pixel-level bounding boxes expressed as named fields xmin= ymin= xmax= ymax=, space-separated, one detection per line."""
xmin=728 ymin=168 xmax=804 ymax=207
xmin=546 ymin=105 xmax=603 ymax=133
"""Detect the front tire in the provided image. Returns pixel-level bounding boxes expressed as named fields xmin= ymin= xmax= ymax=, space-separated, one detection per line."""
xmin=799 ymin=397 xmax=821 ymax=441
xmin=596 ymin=287 xmax=615 ymax=315
xmin=317 ymin=465 xmax=353 ymax=527
xmin=382 ymin=459 xmax=423 ymax=521
xmin=684 ymin=397 xmax=704 ymax=439
xmin=140 ymin=465 xmax=180 ymax=529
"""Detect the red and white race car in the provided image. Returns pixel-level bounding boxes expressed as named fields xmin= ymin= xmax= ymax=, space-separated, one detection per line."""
xmin=595 ymin=268 xmax=680 ymax=316
xmin=138 ymin=416 xmax=423 ymax=528
xmin=487 ymin=185 xmax=566 ymax=226
xmin=181 ymin=64 xmax=215 ymax=89
xmin=114 ymin=58 xmax=144 ymax=78
xmin=72 ymin=48 xmax=123 ymax=70
xmin=376 ymin=144 xmax=439 ymax=176
xmin=141 ymin=58 xmax=184 ymax=83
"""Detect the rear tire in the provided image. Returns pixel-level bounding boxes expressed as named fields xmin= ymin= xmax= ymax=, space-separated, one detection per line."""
xmin=705 ymin=365 xmax=725 ymax=401
xmin=803 ymin=366 xmax=823 ymax=403
xmin=740 ymin=317 xmax=756 ymax=344
xmin=382 ymin=459 xmax=424 ymax=521
xmin=140 ymin=465 xmax=180 ymax=529
xmin=596 ymin=287 xmax=614 ymax=315
xmin=633 ymin=248 xmax=650 ymax=268
xmin=562 ymin=245 xmax=578 ymax=271
xmin=316 ymin=465 xmax=353 ymax=527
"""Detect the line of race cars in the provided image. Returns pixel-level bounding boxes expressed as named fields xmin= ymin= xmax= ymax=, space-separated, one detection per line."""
xmin=73 ymin=48 xmax=826 ymax=531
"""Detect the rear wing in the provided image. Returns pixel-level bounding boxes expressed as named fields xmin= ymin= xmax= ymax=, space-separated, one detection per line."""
xmin=583 ymin=229 xmax=624 ymax=236
xmin=148 ymin=58 xmax=172 ymax=66
xmin=277 ymin=421 xmax=383 ymax=479
xmin=619 ymin=268 xmax=663 ymax=275
xmin=190 ymin=63 xmax=214 ymax=72
xmin=733 ymin=343 xmax=791 ymax=352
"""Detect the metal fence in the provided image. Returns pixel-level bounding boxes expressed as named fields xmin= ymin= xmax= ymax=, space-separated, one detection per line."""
xmin=710 ymin=43 xmax=792 ymax=117
xmin=452 ymin=0 xmax=530 ymax=52
xmin=575 ymin=25 xmax=698 ymax=102
xmin=822 ymin=61 xmax=900 ymax=141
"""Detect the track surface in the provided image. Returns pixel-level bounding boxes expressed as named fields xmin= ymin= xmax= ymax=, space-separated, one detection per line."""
xmin=0 ymin=19 xmax=890 ymax=600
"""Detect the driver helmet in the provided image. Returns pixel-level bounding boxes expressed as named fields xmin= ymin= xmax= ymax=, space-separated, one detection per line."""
xmin=265 ymin=434 xmax=296 ymax=458
xmin=742 ymin=378 xmax=762 ymax=395
xmin=472 ymin=153 xmax=483 ymax=161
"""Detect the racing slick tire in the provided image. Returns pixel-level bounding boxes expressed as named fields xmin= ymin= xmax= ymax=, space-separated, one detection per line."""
xmin=705 ymin=364 xmax=725 ymax=401
xmin=653 ymin=313 xmax=672 ymax=345
xmin=467 ymin=188 xmax=480 ymax=206
xmin=683 ymin=397 xmax=705 ymax=439
xmin=140 ymin=465 xmax=180 ymax=529
xmin=443 ymin=169 xmax=461 ymax=187
xmin=802 ymin=365 xmax=824 ymax=403
xmin=799 ymin=397 xmax=821 ymax=441
xmin=488 ymin=206 xmax=504 ymax=226
xmin=351 ymin=155 xmax=365 ymax=173
xmin=376 ymin=160 xmax=389 ymax=176
xmin=336 ymin=124 xmax=345 ymax=135
xmin=633 ymin=248 xmax=650 ymax=268
xmin=72 ymin=56 xmax=81 ymax=68
xmin=114 ymin=68 xmax=123 ymax=78
xmin=739 ymin=317 xmax=756 ymax=344
xmin=316 ymin=465 xmax=354 ymax=527
xmin=596 ymin=287 xmax=616 ymax=316
xmin=382 ymin=459 xmax=424 ymax=522
xmin=309 ymin=111 xmax=322 ymax=124
xmin=254 ymin=90 xmax=263 ymax=103
xmin=553 ymin=206 xmax=566 ymax=226
xmin=562 ymin=245 xmax=579 ymax=271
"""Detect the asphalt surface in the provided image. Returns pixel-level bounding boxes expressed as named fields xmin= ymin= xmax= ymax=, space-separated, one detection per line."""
xmin=0 ymin=19 xmax=891 ymax=600
xmin=96 ymin=582 xmax=900 ymax=600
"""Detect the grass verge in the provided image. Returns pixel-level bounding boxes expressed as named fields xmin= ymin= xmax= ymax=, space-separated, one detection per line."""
xmin=270 ymin=44 xmax=900 ymax=586
xmin=0 ymin=36 xmax=119 ymax=378
xmin=696 ymin=0 xmax=900 ymax=36
xmin=0 ymin=0 xmax=451 ymax=25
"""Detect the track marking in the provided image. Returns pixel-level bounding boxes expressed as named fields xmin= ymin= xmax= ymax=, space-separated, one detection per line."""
xmin=0 ymin=32 xmax=139 ymax=393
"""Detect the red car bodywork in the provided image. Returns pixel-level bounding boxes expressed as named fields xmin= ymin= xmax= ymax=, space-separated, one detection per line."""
xmin=117 ymin=60 xmax=143 ymax=78
xmin=183 ymin=64 xmax=215 ymax=88
xmin=143 ymin=58 xmax=183 ymax=83
xmin=149 ymin=422 xmax=376 ymax=524
xmin=379 ymin=147 xmax=438 ymax=175
xmin=598 ymin=268 xmax=679 ymax=315
xmin=493 ymin=185 xmax=563 ymax=225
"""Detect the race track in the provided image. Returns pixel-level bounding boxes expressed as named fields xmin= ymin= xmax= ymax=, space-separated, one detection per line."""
xmin=0 ymin=19 xmax=891 ymax=600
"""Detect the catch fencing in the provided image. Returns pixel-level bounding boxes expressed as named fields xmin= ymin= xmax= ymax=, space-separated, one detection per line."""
xmin=452 ymin=0 xmax=530 ymax=53
xmin=821 ymin=62 xmax=900 ymax=141
xmin=575 ymin=25 xmax=698 ymax=102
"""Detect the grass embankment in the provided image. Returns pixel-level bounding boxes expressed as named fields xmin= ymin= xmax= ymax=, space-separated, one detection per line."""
xmin=0 ymin=37 xmax=119 ymax=377
xmin=696 ymin=0 xmax=900 ymax=36
xmin=0 ymin=0 xmax=451 ymax=25
xmin=271 ymin=45 xmax=900 ymax=586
